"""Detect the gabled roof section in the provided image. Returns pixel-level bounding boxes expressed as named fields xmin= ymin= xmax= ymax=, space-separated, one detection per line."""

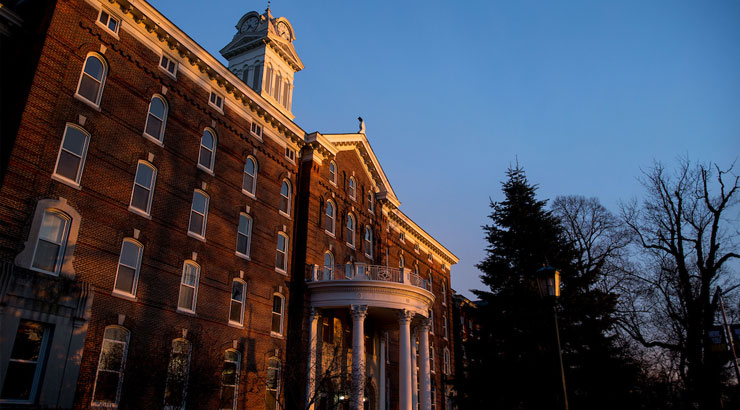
xmin=390 ymin=209 xmax=460 ymax=266
xmin=317 ymin=132 xmax=401 ymax=208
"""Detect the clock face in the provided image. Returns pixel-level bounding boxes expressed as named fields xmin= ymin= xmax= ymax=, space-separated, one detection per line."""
xmin=277 ymin=21 xmax=290 ymax=40
xmin=241 ymin=16 xmax=258 ymax=33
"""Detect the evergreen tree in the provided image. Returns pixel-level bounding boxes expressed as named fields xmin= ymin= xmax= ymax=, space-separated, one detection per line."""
xmin=457 ymin=166 xmax=640 ymax=410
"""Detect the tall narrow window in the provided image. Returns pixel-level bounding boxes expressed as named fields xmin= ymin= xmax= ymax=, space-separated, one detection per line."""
xmin=430 ymin=345 xmax=436 ymax=373
xmin=229 ymin=279 xmax=246 ymax=325
xmin=274 ymin=73 xmax=282 ymax=101
xmin=91 ymin=326 xmax=130 ymax=407
xmin=364 ymin=226 xmax=373 ymax=258
xmin=198 ymin=129 xmax=217 ymax=173
xmin=265 ymin=357 xmax=281 ymax=410
xmin=441 ymin=278 xmax=447 ymax=305
xmin=113 ymin=238 xmax=143 ymax=297
xmin=271 ymin=294 xmax=284 ymax=336
xmin=188 ymin=190 xmax=209 ymax=239
xmin=275 ymin=233 xmax=288 ymax=273
xmin=329 ymin=161 xmax=337 ymax=184
xmin=163 ymin=339 xmax=191 ymax=410
xmin=236 ymin=213 xmax=252 ymax=258
xmin=129 ymin=161 xmax=157 ymax=216
xmin=346 ymin=214 xmax=355 ymax=248
xmin=399 ymin=254 xmax=405 ymax=269
xmin=325 ymin=200 xmax=335 ymax=235
xmin=443 ymin=313 xmax=448 ymax=339
xmin=265 ymin=66 xmax=273 ymax=96
xmin=282 ymin=80 xmax=290 ymax=108
xmin=53 ymin=124 xmax=90 ymax=186
xmin=31 ymin=210 xmax=70 ymax=275
xmin=177 ymin=261 xmax=199 ymax=313
xmin=348 ymin=177 xmax=356 ymax=200
xmin=429 ymin=309 xmax=435 ymax=334
xmin=0 ymin=321 xmax=51 ymax=404
xmin=144 ymin=95 xmax=168 ymax=142
xmin=279 ymin=180 xmax=291 ymax=216
xmin=75 ymin=53 xmax=107 ymax=106
xmin=323 ymin=251 xmax=333 ymax=280
xmin=219 ymin=350 xmax=241 ymax=410
xmin=443 ymin=348 xmax=451 ymax=375
xmin=367 ymin=191 xmax=374 ymax=213
xmin=242 ymin=157 xmax=257 ymax=196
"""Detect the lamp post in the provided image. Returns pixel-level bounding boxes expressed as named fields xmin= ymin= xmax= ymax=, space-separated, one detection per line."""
xmin=536 ymin=266 xmax=569 ymax=410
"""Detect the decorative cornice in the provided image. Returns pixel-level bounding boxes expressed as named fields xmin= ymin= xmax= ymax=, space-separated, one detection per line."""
xmin=389 ymin=210 xmax=459 ymax=266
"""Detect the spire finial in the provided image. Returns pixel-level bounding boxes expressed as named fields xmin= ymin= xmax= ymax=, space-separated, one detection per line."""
xmin=358 ymin=116 xmax=366 ymax=134
xmin=266 ymin=1 xmax=271 ymax=12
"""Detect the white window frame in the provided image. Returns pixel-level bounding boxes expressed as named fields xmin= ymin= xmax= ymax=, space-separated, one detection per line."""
xmin=187 ymin=190 xmax=209 ymax=241
xmin=325 ymin=200 xmax=336 ymax=236
xmin=209 ymin=89 xmax=224 ymax=113
xmin=400 ymin=232 xmax=405 ymax=243
xmin=345 ymin=213 xmax=355 ymax=248
xmin=228 ymin=279 xmax=247 ymax=326
xmin=96 ymin=8 xmax=120 ymax=37
xmin=285 ymin=146 xmax=296 ymax=163
xmin=74 ymin=53 xmax=107 ymax=109
xmin=52 ymin=123 xmax=90 ymax=189
xmin=429 ymin=309 xmax=435 ymax=335
xmin=177 ymin=260 xmax=200 ymax=313
xmin=430 ymin=344 xmax=436 ymax=373
xmin=271 ymin=293 xmax=285 ymax=337
xmin=235 ymin=213 xmax=252 ymax=259
xmin=329 ymin=161 xmax=337 ymax=185
xmin=197 ymin=128 xmax=217 ymax=175
xmin=91 ymin=326 xmax=130 ymax=408
xmin=250 ymin=121 xmax=263 ymax=139
xmin=265 ymin=357 xmax=281 ymax=408
xmin=348 ymin=177 xmax=356 ymax=200
xmin=159 ymin=53 xmax=178 ymax=79
xmin=279 ymin=180 xmax=291 ymax=218
xmin=275 ymin=232 xmax=288 ymax=274
xmin=323 ymin=251 xmax=334 ymax=280
xmin=443 ymin=348 xmax=451 ymax=375
xmin=399 ymin=254 xmax=405 ymax=269
xmin=220 ymin=349 xmax=241 ymax=410
xmin=163 ymin=338 xmax=191 ymax=410
xmin=364 ymin=226 xmax=373 ymax=259
xmin=0 ymin=321 xmax=51 ymax=405
xmin=441 ymin=278 xmax=447 ymax=306
xmin=143 ymin=94 xmax=168 ymax=144
xmin=367 ymin=191 xmax=374 ymax=213
xmin=242 ymin=156 xmax=258 ymax=198
xmin=443 ymin=312 xmax=448 ymax=340
xmin=128 ymin=160 xmax=157 ymax=218
xmin=30 ymin=209 xmax=71 ymax=276
xmin=112 ymin=238 xmax=143 ymax=298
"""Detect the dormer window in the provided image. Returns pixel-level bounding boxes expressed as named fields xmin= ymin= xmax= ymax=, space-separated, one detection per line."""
xmin=250 ymin=122 xmax=262 ymax=138
xmin=209 ymin=90 xmax=224 ymax=112
xmin=159 ymin=55 xmax=177 ymax=77
xmin=97 ymin=9 xmax=120 ymax=36
xmin=285 ymin=147 xmax=295 ymax=162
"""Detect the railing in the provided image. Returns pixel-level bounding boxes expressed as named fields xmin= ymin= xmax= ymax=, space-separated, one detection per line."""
xmin=306 ymin=264 xmax=430 ymax=291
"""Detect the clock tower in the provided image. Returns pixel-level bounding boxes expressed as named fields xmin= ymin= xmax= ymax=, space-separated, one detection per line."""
xmin=220 ymin=7 xmax=304 ymax=119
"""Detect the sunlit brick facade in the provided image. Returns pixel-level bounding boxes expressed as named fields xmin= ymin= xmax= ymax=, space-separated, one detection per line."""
xmin=0 ymin=1 xmax=458 ymax=409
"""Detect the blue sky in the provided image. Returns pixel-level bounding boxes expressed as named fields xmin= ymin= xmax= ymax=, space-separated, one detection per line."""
xmin=150 ymin=0 xmax=740 ymax=298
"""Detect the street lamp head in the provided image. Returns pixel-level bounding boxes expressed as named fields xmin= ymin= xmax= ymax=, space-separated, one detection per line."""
xmin=536 ymin=266 xmax=560 ymax=298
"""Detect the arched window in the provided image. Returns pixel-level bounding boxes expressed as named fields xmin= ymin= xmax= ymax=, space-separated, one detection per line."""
xmin=236 ymin=213 xmax=252 ymax=258
xmin=265 ymin=357 xmax=281 ymax=410
xmin=399 ymin=254 xmax=405 ymax=269
xmin=242 ymin=156 xmax=257 ymax=196
xmin=325 ymin=200 xmax=335 ymax=235
xmin=323 ymin=251 xmax=333 ymax=280
xmin=429 ymin=309 xmax=435 ymax=334
xmin=177 ymin=260 xmax=200 ymax=313
xmin=367 ymin=191 xmax=374 ymax=213
xmin=271 ymin=294 xmax=285 ymax=335
xmin=346 ymin=213 xmax=355 ymax=248
xmin=279 ymin=180 xmax=291 ymax=215
xmin=329 ymin=161 xmax=337 ymax=184
xmin=198 ymin=129 xmax=217 ymax=172
xmin=53 ymin=123 xmax=90 ymax=187
xmin=443 ymin=348 xmax=451 ymax=375
xmin=414 ymin=263 xmax=419 ymax=276
xmin=144 ymin=95 xmax=168 ymax=142
xmin=31 ymin=209 xmax=71 ymax=275
xmin=441 ymin=277 xmax=447 ymax=306
xmin=92 ymin=326 xmax=129 ymax=407
xmin=274 ymin=73 xmax=282 ymax=101
xmin=275 ymin=232 xmax=288 ymax=273
xmin=364 ymin=226 xmax=373 ymax=258
xmin=283 ymin=80 xmax=291 ymax=110
xmin=229 ymin=279 xmax=247 ymax=325
xmin=129 ymin=160 xmax=157 ymax=216
xmin=220 ymin=349 xmax=241 ymax=410
xmin=113 ymin=238 xmax=143 ymax=297
xmin=76 ymin=53 xmax=107 ymax=106
xmin=348 ymin=177 xmax=356 ymax=200
xmin=163 ymin=338 xmax=192 ymax=409
xmin=188 ymin=190 xmax=209 ymax=238
xmin=265 ymin=65 xmax=273 ymax=96
xmin=443 ymin=312 xmax=449 ymax=339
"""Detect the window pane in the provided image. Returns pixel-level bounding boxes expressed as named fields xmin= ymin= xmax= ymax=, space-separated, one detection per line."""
xmin=178 ymin=285 xmax=194 ymax=310
xmin=279 ymin=196 xmax=288 ymax=213
xmin=130 ymin=185 xmax=150 ymax=211
xmin=192 ymin=192 xmax=206 ymax=213
xmin=32 ymin=240 xmax=61 ymax=272
xmin=281 ymin=181 xmax=289 ymax=197
xmin=272 ymin=296 xmax=282 ymax=313
xmin=100 ymin=11 xmax=109 ymax=24
xmin=145 ymin=115 xmax=163 ymax=138
xmin=62 ymin=127 xmax=87 ymax=154
xmin=120 ymin=242 xmax=140 ymax=268
xmin=202 ymin=130 xmax=213 ymax=148
xmin=277 ymin=235 xmax=285 ymax=251
xmin=84 ymin=57 xmax=104 ymax=79
xmin=275 ymin=252 xmax=284 ymax=270
xmin=245 ymin=158 xmax=255 ymax=175
xmin=219 ymin=386 xmax=235 ymax=409
xmin=9 ymin=322 xmax=45 ymax=361
xmin=78 ymin=76 xmax=100 ymax=102
xmin=231 ymin=282 xmax=243 ymax=301
xmin=93 ymin=371 xmax=120 ymax=403
xmin=199 ymin=147 xmax=212 ymax=169
xmin=135 ymin=164 xmax=153 ymax=187
xmin=237 ymin=234 xmax=248 ymax=255
xmin=182 ymin=264 xmax=197 ymax=286
xmin=1 ymin=361 xmax=36 ymax=400
xmin=189 ymin=212 xmax=204 ymax=235
xmin=100 ymin=340 xmax=124 ymax=371
xmin=243 ymin=174 xmax=254 ymax=192
xmin=114 ymin=265 xmax=135 ymax=293
xmin=272 ymin=313 xmax=281 ymax=333
xmin=150 ymin=97 xmax=165 ymax=118
xmin=39 ymin=212 xmax=66 ymax=242
xmin=222 ymin=362 xmax=237 ymax=385
xmin=104 ymin=327 xmax=128 ymax=342
xmin=56 ymin=150 xmax=82 ymax=181
xmin=229 ymin=300 xmax=242 ymax=323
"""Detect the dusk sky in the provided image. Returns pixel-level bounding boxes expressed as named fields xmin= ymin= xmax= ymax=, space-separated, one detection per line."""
xmin=150 ymin=0 xmax=740 ymax=298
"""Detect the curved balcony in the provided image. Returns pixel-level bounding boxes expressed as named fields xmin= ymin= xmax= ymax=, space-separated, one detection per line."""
xmin=305 ymin=264 xmax=435 ymax=316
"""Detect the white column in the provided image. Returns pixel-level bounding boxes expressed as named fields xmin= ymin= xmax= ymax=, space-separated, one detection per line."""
xmin=411 ymin=327 xmax=418 ymax=410
xmin=351 ymin=305 xmax=368 ymax=410
xmin=380 ymin=332 xmax=387 ymax=410
xmin=419 ymin=320 xmax=432 ymax=410
xmin=306 ymin=308 xmax=320 ymax=410
xmin=399 ymin=309 xmax=415 ymax=410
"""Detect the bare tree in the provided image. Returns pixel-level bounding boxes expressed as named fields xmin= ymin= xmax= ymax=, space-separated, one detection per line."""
xmin=619 ymin=159 xmax=740 ymax=409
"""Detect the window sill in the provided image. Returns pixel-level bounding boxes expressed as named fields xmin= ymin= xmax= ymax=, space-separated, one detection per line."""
xmin=346 ymin=243 xmax=355 ymax=250
xmin=241 ymin=189 xmax=256 ymax=199
xmin=270 ymin=332 xmax=284 ymax=339
xmin=176 ymin=308 xmax=196 ymax=316
xmin=197 ymin=164 xmax=215 ymax=176
xmin=365 ymin=253 xmax=373 ymax=259
xmin=208 ymin=101 xmax=224 ymax=114
xmin=275 ymin=267 xmax=288 ymax=276
xmin=95 ymin=20 xmax=120 ymax=40
xmin=29 ymin=266 xmax=60 ymax=277
xmin=278 ymin=210 xmax=291 ymax=220
xmin=235 ymin=251 xmax=251 ymax=261
xmin=142 ymin=132 xmax=165 ymax=146
xmin=228 ymin=321 xmax=245 ymax=329
xmin=187 ymin=231 xmax=207 ymax=242
xmin=73 ymin=93 xmax=101 ymax=111
xmin=158 ymin=64 xmax=178 ymax=80
xmin=324 ymin=230 xmax=335 ymax=238
xmin=112 ymin=290 xmax=137 ymax=301
xmin=51 ymin=173 xmax=82 ymax=190
xmin=128 ymin=206 xmax=152 ymax=220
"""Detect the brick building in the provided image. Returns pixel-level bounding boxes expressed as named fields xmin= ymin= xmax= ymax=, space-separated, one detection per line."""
xmin=0 ymin=1 xmax=458 ymax=409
